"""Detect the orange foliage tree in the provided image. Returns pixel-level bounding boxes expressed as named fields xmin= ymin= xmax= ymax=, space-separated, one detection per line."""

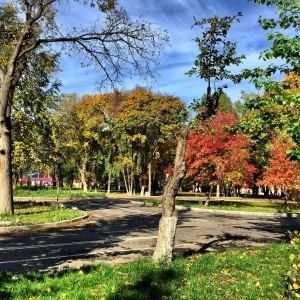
xmin=257 ymin=135 xmax=300 ymax=198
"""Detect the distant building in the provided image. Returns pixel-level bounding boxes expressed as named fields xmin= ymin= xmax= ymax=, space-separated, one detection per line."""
xmin=21 ymin=176 xmax=56 ymax=187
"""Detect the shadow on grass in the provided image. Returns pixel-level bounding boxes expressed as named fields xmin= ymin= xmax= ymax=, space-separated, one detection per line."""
xmin=182 ymin=233 xmax=248 ymax=257
xmin=107 ymin=263 xmax=182 ymax=300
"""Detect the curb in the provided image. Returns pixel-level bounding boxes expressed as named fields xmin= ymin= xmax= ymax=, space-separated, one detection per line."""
xmin=0 ymin=213 xmax=89 ymax=234
xmin=132 ymin=201 xmax=300 ymax=218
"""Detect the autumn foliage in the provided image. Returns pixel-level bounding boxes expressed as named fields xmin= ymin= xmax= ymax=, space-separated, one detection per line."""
xmin=185 ymin=112 xmax=257 ymax=188
xmin=257 ymin=136 xmax=300 ymax=193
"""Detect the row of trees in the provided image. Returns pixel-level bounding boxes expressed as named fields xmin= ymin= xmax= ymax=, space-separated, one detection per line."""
xmin=185 ymin=74 xmax=300 ymax=201
xmin=12 ymin=87 xmax=187 ymax=195
xmin=11 ymin=74 xmax=300 ymax=202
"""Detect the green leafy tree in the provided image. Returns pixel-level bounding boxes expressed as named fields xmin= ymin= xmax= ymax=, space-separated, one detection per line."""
xmin=244 ymin=0 xmax=300 ymax=159
xmin=0 ymin=1 xmax=169 ymax=214
xmin=186 ymin=13 xmax=246 ymax=119
xmin=198 ymin=92 xmax=237 ymax=115
xmin=12 ymin=52 xmax=61 ymax=186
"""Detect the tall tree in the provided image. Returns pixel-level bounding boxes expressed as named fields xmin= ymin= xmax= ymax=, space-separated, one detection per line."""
xmin=244 ymin=0 xmax=300 ymax=158
xmin=12 ymin=51 xmax=61 ymax=186
xmin=54 ymin=94 xmax=107 ymax=192
xmin=0 ymin=0 xmax=169 ymax=214
xmin=112 ymin=87 xmax=187 ymax=196
xmin=153 ymin=13 xmax=246 ymax=263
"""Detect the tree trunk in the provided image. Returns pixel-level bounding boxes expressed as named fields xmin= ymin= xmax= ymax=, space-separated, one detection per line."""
xmin=107 ymin=165 xmax=112 ymax=195
xmin=122 ymin=167 xmax=130 ymax=195
xmin=79 ymin=152 xmax=88 ymax=192
xmin=153 ymin=125 xmax=189 ymax=263
xmin=0 ymin=116 xmax=14 ymax=214
xmin=205 ymin=185 xmax=213 ymax=206
xmin=148 ymin=161 xmax=152 ymax=196
xmin=140 ymin=185 xmax=145 ymax=196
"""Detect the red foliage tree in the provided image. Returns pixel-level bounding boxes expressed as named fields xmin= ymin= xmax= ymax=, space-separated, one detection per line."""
xmin=185 ymin=112 xmax=257 ymax=195
xmin=257 ymin=136 xmax=300 ymax=197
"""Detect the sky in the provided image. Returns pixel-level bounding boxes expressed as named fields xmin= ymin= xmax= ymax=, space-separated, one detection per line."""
xmin=54 ymin=0 xmax=283 ymax=106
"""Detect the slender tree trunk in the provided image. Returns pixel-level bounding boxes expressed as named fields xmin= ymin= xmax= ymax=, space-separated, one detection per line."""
xmin=153 ymin=125 xmax=189 ymax=263
xmin=0 ymin=115 xmax=13 ymax=214
xmin=216 ymin=184 xmax=220 ymax=198
xmin=107 ymin=165 xmax=112 ymax=195
xmin=140 ymin=184 xmax=145 ymax=196
xmin=130 ymin=172 xmax=134 ymax=195
xmin=122 ymin=167 xmax=129 ymax=195
xmin=148 ymin=161 xmax=152 ymax=196
xmin=205 ymin=185 xmax=213 ymax=206
xmin=79 ymin=152 xmax=88 ymax=192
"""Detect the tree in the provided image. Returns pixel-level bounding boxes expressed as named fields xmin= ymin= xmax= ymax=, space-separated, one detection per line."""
xmin=153 ymin=13 xmax=246 ymax=263
xmin=112 ymin=87 xmax=187 ymax=196
xmin=244 ymin=0 xmax=300 ymax=158
xmin=198 ymin=92 xmax=238 ymax=116
xmin=185 ymin=111 xmax=257 ymax=202
xmin=11 ymin=51 xmax=61 ymax=186
xmin=239 ymin=92 xmax=288 ymax=194
xmin=186 ymin=13 xmax=246 ymax=120
xmin=257 ymin=135 xmax=300 ymax=200
xmin=54 ymin=94 xmax=108 ymax=192
xmin=0 ymin=1 xmax=169 ymax=214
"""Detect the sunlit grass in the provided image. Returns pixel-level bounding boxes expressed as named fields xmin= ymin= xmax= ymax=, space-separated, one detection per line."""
xmin=133 ymin=198 xmax=300 ymax=214
xmin=0 ymin=242 xmax=297 ymax=299
xmin=13 ymin=187 xmax=106 ymax=199
xmin=0 ymin=202 xmax=86 ymax=226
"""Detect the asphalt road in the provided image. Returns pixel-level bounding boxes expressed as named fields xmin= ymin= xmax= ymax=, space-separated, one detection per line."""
xmin=0 ymin=198 xmax=299 ymax=273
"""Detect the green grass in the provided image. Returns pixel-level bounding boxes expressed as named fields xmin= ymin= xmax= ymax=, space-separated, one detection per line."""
xmin=13 ymin=187 xmax=106 ymax=199
xmin=0 ymin=202 xmax=86 ymax=226
xmin=0 ymin=242 xmax=299 ymax=299
xmin=134 ymin=198 xmax=300 ymax=214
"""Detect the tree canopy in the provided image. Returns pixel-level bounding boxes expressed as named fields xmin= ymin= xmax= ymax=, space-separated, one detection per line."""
xmin=0 ymin=0 xmax=169 ymax=214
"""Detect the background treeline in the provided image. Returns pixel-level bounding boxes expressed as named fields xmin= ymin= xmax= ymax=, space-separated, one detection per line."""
xmin=12 ymin=86 xmax=187 ymax=195
xmin=12 ymin=73 xmax=300 ymax=198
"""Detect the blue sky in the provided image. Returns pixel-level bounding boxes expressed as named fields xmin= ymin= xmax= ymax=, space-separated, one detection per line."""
xmin=55 ymin=0 xmax=282 ymax=105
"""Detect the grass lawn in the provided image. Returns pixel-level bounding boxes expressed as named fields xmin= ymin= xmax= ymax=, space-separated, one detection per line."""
xmin=13 ymin=187 xmax=106 ymax=199
xmin=0 ymin=202 xmax=86 ymax=226
xmin=133 ymin=198 xmax=300 ymax=214
xmin=1 ymin=241 xmax=299 ymax=299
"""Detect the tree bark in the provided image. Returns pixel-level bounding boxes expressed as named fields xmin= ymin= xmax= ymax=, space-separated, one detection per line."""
xmin=79 ymin=151 xmax=88 ymax=192
xmin=216 ymin=184 xmax=220 ymax=197
xmin=0 ymin=116 xmax=14 ymax=214
xmin=148 ymin=161 xmax=152 ymax=196
xmin=153 ymin=125 xmax=189 ymax=263
xmin=107 ymin=164 xmax=112 ymax=195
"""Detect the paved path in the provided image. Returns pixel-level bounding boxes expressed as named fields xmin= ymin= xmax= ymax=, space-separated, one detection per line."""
xmin=0 ymin=198 xmax=299 ymax=272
